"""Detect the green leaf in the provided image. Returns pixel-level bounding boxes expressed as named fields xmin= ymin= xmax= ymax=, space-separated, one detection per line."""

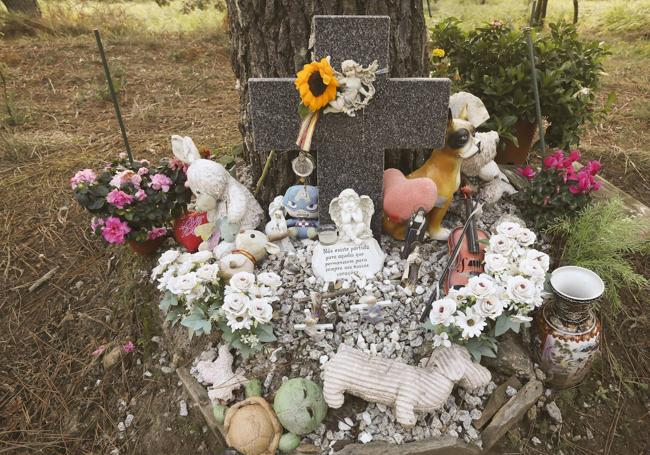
xmin=298 ymin=102 xmax=311 ymax=119
xmin=160 ymin=292 xmax=178 ymax=313
xmin=255 ymin=324 xmax=277 ymax=343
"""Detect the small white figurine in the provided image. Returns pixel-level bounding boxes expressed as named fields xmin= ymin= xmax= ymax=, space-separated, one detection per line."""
xmin=329 ymin=189 xmax=374 ymax=244
xmin=195 ymin=344 xmax=248 ymax=404
xmin=171 ymin=135 xmax=264 ymax=251
xmin=401 ymin=245 xmax=423 ymax=291
xmin=293 ymin=309 xmax=333 ymax=341
xmin=218 ymin=229 xmax=281 ymax=279
xmin=323 ymin=344 xmax=491 ymax=428
xmin=265 ymin=196 xmax=294 ymax=252
xmin=450 ymin=93 xmax=516 ymax=204
xmin=324 ymin=60 xmax=379 ymax=117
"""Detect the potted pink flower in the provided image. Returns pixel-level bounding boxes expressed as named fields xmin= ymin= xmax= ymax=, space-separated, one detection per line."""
xmin=71 ymin=155 xmax=191 ymax=255
xmin=513 ymin=149 xmax=602 ymax=228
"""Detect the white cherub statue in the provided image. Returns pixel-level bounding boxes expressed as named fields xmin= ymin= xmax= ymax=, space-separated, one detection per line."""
xmin=171 ymin=135 xmax=264 ymax=252
xmin=324 ymin=59 xmax=379 ymax=117
xmin=329 ymin=188 xmax=374 ymax=244
xmin=264 ymin=196 xmax=294 ymax=252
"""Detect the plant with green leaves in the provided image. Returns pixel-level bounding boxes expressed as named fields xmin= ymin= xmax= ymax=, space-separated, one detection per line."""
xmin=429 ymin=19 xmax=609 ymax=149
xmin=513 ymin=149 xmax=603 ymax=229
xmin=546 ymin=199 xmax=650 ymax=307
xmin=70 ymin=155 xmax=191 ymax=244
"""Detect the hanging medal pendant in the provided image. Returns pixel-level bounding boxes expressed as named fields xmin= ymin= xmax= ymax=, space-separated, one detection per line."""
xmin=292 ymin=152 xmax=314 ymax=179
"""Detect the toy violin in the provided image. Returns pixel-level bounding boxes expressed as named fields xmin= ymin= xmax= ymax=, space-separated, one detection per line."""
xmin=419 ymin=187 xmax=484 ymax=322
xmin=445 ymin=185 xmax=488 ymax=293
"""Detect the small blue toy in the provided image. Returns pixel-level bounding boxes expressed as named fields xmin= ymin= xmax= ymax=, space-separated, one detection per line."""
xmin=283 ymin=185 xmax=318 ymax=239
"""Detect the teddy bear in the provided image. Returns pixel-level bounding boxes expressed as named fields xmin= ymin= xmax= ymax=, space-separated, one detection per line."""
xmin=450 ymin=93 xmax=516 ymax=204
xmin=171 ymin=135 xmax=265 ymax=251
xmin=218 ymin=229 xmax=281 ymax=279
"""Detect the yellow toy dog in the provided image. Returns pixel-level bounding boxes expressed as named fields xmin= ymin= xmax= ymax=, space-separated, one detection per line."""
xmin=383 ymin=108 xmax=479 ymax=241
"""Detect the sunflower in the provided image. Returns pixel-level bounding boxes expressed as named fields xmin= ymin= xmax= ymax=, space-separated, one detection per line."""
xmin=295 ymin=56 xmax=339 ymax=112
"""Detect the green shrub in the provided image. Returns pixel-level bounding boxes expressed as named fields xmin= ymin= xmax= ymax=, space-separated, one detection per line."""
xmin=429 ymin=19 xmax=609 ymax=149
xmin=545 ymin=199 xmax=650 ymax=307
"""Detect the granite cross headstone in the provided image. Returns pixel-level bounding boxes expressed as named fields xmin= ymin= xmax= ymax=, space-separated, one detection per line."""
xmin=249 ymin=15 xmax=450 ymax=238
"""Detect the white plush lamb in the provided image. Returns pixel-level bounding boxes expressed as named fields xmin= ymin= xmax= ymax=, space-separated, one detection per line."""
xmin=171 ymin=135 xmax=264 ymax=251
xmin=451 ymin=92 xmax=516 ymax=204
xmin=322 ymin=344 xmax=491 ymax=428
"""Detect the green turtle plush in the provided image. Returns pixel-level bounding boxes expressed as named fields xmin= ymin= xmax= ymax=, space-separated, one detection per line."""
xmin=273 ymin=378 xmax=327 ymax=436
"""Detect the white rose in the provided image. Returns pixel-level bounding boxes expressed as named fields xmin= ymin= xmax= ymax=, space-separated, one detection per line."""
xmin=518 ymin=258 xmax=546 ymax=282
xmin=248 ymin=298 xmax=274 ymax=324
xmin=178 ymin=252 xmax=193 ymax=263
xmin=190 ymin=250 xmax=214 ymax=263
xmin=496 ymin=221 xmax=523 ymax=239
xmin=158 ymin=249 xmax=180 ymax=266
xmin=488 ymin=234 xmax=515 ymax=256
xmin=167 ymin=272 xmax=198 ymax=295
xmin=484 ymin=253 xmax=510 ymax=275
xmin=196 ymin=263 xmax=220 ymax=283
xmin=157 ymin=268 xmax=176 ymax=291
xmin=506 ymin=276 xmax=537 ymax=305
xmin=473 ymin=294 xmax=505 ymax=320
xmin=257 ymin=272 xmax=282 ymax=290
xmin=177 ymin=261 xmax=194 ymax=276
xmin=229 ymin=272 xmax=256 ymax=292
xmin=526 ymin=249 xmax=550 ymax=272
xmin=222 ymin=293 xmax=250 ymax=316
xmin=466 ymin=274 xmax=495 ymax=298
xmin=151 ymin=263 xmax=166 ymax=280
xmin=516 ymin=228 xmax=536 ymax=246
xmin=429 ymin=298 xmax=457 ymax=326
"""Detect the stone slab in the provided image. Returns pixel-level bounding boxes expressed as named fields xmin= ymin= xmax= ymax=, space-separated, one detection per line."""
xmin=481 ymin=379 xmax=544 ymax=451
xmin=335 ymin=436 xmax=481 ymax=455
xmin=473 ymin=375 xmax=522 ymax=429
xmin=482 ymin=332 xmax=534 ymax=379
xmin=311 ymin=238 xmax=385 ymax=281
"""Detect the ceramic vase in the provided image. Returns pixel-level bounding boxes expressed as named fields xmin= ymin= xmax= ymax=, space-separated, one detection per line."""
xmin=533 ymin=266 xmax=605 ymax=388
xmin=128 ymin=237 xmax=165 ymax=256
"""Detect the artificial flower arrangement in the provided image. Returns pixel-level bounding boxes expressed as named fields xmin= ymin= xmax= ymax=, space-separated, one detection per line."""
xmin=425 ymin=220 xmax=550 ymax=361
xmin=514 ymin=149 xmax=602 ymax=228
xmin=70 ymin=154 xmax=191 ymax=247
xmin=152 ymin=249 xmax=280 ymax=357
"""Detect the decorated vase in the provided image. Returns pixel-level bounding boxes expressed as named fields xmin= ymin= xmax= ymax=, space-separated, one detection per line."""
xmin=533 ymin=266 xmax=605 ymax=388
xmin=128 ymin=237 xmax=165 ymax=256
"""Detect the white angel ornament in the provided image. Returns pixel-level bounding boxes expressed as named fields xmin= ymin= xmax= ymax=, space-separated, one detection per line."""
xmin=329 ymin=189 xmax=374 ymax=244
xmin=265 ymin=195 xmax=294 ymax=252
xmin=324 ymin=59 xmax=379 ymax=117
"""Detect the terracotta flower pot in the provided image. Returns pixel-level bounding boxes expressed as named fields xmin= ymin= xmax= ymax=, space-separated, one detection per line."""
xmin=532 ymin=266 xmax=605 ymax=388
xmin=128 ymin=237 xmax=165 ymax=256
xmin=496 ymin=119 xmax=537 ymax=165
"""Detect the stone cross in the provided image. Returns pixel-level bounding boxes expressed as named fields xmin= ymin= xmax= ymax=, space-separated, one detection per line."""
xmin=249 ymin=15 xmax=450 ymax=237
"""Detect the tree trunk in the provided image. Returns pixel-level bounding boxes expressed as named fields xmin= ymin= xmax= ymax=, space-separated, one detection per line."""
xmin=1 ymin=0 xmax=41 ymax=16
xmin=225 ymin=0 xmax=429 ymax=207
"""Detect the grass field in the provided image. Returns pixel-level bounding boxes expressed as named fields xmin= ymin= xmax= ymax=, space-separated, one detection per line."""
xmin=1 ymin=1 xmax=648 ymax=454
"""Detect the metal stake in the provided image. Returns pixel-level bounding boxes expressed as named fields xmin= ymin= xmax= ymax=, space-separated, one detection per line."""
xmin=525 ymin=28 xmax=546 ymax=155
xmin=93 ymin=29 xmax=134 ymax=165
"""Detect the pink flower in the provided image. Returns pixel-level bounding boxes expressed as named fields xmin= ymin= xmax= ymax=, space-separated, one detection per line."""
xmin=110 ymin=170 xmax=139 ymax=188
xmin=101 ymin=216 xmax=131 ymax=244
xmin=135 ymin=189 xmax=148 ymax=201
xmin=517 ymin=166 xmax=536 ymax=180
xmin=569 ymin=169 xmax=600 ymax=194
xmin=170 ymin=158 xmax=188 ymax=172
xmin=568 ymin=149 xmax=581 ymax=162
xmin=140 ymin=159 xmax=150 ymax=166
xmin=137 ymin=167 xmax=149 ymax=176
xmin=70 ymin=169 xmax=97 ymax=188
xmin=106 ymin=189 xmax=134 ymax=209
xmin=150 ymin=173 xmax=173 ymax=192
xmin=586 ymin=160 xmax=602 ymax=175
xmin=90 ymin=217 xmax=105 ymax=232
xmin=122 ymin=341 xmax=135 ymax=353
xmin=147 ymin=227 xmax=167 ymax=240
xmin=91 ymin=345 xmax=106 ymax=357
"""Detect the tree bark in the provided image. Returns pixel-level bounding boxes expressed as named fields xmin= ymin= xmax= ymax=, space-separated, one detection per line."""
xmin=225 ymin=0 xmax=429 ymax=207
xmin=1 ymin=0 xmax=41 ymax=16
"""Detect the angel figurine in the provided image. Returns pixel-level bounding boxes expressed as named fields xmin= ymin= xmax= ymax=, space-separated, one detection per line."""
xmin=265 ymin=196 xmax=294 ymax=252
xmin=329 ymin=189 xmax=374 ymax=244
xmin=324 ymin=60 xmax=379 ymax=117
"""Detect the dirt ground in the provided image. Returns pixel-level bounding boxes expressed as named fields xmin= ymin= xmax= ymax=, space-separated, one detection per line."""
xmin=1 ymin=26 xmax=649 ymax=455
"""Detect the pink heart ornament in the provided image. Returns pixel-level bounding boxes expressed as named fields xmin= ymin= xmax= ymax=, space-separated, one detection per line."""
xmin=383 ymin=168 xmax=437 ymax=223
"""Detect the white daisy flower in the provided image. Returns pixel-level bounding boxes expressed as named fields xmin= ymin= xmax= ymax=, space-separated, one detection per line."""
xmin=455 ymin=307 xmax=487 ymax=339
xmin=433 ymin=332 xmax=452 ymax=348
xmin=226 ymin=312 xmax=253 ymax=331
